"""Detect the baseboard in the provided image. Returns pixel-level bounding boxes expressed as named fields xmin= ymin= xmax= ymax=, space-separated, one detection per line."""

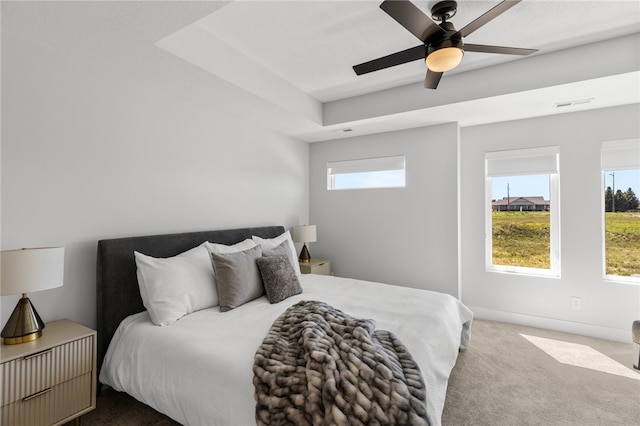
xmin=468 ymin=306 xmax=631 ymax=343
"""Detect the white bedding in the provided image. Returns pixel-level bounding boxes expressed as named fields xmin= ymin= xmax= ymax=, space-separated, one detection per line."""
xmin=100 ymin=274 xmax=473 ymax=426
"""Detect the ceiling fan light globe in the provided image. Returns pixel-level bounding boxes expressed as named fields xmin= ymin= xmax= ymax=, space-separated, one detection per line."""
xmin=426 ymin=47 xmax=464 ymax=72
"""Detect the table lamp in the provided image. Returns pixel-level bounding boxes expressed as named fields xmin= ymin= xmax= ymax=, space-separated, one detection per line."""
xmin=292 ymin=225 xmax=316 ymax=263
xmin=1 ymin=247 xmax=64 ymax=345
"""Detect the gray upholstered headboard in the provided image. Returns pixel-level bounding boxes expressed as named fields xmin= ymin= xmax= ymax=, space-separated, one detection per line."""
xmin=96 ymin=225 xmax=285 ymax=384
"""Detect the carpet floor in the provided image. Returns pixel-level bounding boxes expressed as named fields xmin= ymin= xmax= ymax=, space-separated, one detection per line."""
xmin=78 ymin=318 xmax=640 ymax=425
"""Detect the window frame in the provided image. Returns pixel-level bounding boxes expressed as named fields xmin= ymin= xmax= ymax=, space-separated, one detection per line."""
xmin=484 ymin=147 xmax=561 ymax=278
xmin=600 ymin=138 xmax=640 ymax=284
xmin=327 ymin=155 xmax=406 ymax=191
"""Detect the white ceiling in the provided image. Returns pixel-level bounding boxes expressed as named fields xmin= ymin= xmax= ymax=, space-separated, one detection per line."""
xmin=3 ymin=1 xmax=639 ymax=143
xmin=193 ymin=0 xmax=640 ymax=102
xmin=154 ymin=0 xmax=640 ymax=141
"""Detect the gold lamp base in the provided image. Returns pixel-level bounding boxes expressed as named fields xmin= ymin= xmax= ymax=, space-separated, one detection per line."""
xmin=1 ymin=294 xmax=45 ymax=345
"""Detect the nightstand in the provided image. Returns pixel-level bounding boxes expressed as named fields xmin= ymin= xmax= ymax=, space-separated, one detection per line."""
xmin=1 ymin=319 xmax=96 ymax=426
xmin=299 ymin=258 xmax=332 ymax=275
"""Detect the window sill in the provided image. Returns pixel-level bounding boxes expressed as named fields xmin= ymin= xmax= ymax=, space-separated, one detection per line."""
xmin=602 ymin=275 xmax=640 ymax=285
xmin=486 ymin=266 xmax=560 ymax=279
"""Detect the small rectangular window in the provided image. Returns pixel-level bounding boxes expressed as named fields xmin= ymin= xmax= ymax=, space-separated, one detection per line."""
xmin=327 ymin=155 xmax=405 ymax=190
xmin=601 ymin=139 xmax=640 ymax=281
xmin=485 ymin=147 xmax=560 ymax=276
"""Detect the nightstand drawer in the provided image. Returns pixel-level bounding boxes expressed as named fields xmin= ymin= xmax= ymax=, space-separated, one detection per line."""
xmin=0 ymin=320 xmax=96 ymax=426
xmin=299 ymin=258 xmax=331 ymax=275
xmin=313 ymin=260 xmax=331 ymax=276
xmin=1 ymin=372 xmax=92 ymax=426
xmin=1 ymin=336 xmax=93 ymax=406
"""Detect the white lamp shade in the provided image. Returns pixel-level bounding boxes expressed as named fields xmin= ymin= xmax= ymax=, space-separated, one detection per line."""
xmin=1 ymin=247 xmax=64 ymax=296
xmin=292 ymin=225 xmax=317 ymax=243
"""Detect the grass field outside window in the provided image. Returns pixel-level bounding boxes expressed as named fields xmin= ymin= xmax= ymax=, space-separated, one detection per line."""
xmin=604 ymin=212 xmax=640 ymax=277
xmin=491 ymin=211 xmax=640 ymax=276
xmin=491 ymin=211 xmax=551 ymax=269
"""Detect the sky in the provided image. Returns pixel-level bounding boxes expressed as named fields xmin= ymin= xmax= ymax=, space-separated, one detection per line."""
xmin=333 ymin=170 xmax=405 ymax=190
xmin=603 ymin=169 xmax=640 ymax=195
xmin=492 ymin=174 xmax=550 ymax=200
xmin=492 ymin=169 xmax=640 ymax=200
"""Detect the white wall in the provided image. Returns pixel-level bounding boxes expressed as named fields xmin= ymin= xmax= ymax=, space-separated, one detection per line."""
xmin=1 ymin=31 xmax=309 ymax=330
xmin=309 ymin=123 xmax=460 ymax=297
xmin=460 ymin=104 xmax=640 ymax=342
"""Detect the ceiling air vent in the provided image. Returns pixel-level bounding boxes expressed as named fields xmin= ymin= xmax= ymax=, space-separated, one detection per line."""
xmin=554 ymin=98 xmax=594 ymax=108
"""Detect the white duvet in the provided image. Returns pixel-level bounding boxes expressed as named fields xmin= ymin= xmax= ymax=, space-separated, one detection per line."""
xmin=100 ymin=274 xmax=473 ymax=426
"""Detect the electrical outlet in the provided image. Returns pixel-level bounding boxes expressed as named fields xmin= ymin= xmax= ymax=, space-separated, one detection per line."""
xmin=571 ymin=297 xmax=581 ymax=309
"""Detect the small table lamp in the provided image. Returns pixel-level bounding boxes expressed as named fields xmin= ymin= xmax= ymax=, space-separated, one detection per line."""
xmin=1 ymin=247 xmax=64 ymax=345
xmin=292 ymin=225 xmax=316 ymax=263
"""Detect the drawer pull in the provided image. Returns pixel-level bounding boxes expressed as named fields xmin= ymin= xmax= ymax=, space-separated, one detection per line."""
xmin=23 ymin=348 xmax=53 ymax=360
xmin=22 ymin=387 xmax=52 ymax=402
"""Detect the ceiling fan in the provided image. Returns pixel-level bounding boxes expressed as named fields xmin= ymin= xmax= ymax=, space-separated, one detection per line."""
xmin=353 ymin=0 xmax=538 ymax=89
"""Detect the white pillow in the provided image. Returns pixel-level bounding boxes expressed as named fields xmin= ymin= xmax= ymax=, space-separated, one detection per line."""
xmin=252 ymin=231 xmax=301 ymax=275
xmin=204 ymin=238 xmax=256 ymax=255
xmin=134 ymin=245 xmax=218 ymax=326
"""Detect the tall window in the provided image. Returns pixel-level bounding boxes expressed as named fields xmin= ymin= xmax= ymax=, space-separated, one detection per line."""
xmin=327 ymin=155 xmax=405 ymax=190
xmin=485 ymin=147 xmax=560 ymax=276
xmin=601 ymin=139 xmax=640 ymax=281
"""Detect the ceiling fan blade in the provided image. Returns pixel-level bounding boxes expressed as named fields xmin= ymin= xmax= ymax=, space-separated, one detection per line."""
xmin=380 ymin=0 xmax=444 ymax=43
xmin=464 ymin=43 xmax=538 ymax=55
xmin=353 ymin=45 xmax=427 ymax=75
xmin=459 ymin=0 xmax=520 ymax=38
xmin=424 ymin=70 xmax=443 ymax=89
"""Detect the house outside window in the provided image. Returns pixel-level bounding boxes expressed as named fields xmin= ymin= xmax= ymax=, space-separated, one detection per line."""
xmin=485 ymin=147 xmax=560 ymax=277
xmin=492 ymin=196 xmax=550 ymax=211
xmin=601 ymin=139 xmax=640 ymax=282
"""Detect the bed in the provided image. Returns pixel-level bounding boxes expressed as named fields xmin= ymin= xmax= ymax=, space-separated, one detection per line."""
xmin=97 ymin=226 xmax=473 ymax=426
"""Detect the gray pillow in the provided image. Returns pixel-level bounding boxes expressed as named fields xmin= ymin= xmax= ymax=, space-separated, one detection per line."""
xmin=256 ymin=255 xmax=302 ymax=304
xmin=211 ymin=245 xmax=264 ymax=312
xmin=262 ymin=240 xmax=299 ymax=274
xmin=262 ymin=240 xmax=290 ymax=257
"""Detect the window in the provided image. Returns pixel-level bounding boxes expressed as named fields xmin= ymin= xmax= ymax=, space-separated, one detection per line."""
xmin=601 ymin=139 xmax=640 ymax=281
xmin=485 ymin=147 xmax=560 ymax=276
xmin=327 ymin=155 xmax=405 ymax=190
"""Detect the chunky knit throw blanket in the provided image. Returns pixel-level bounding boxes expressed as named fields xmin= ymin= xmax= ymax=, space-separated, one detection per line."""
xmin=253 ymin=300 xmax=429 ymax=426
